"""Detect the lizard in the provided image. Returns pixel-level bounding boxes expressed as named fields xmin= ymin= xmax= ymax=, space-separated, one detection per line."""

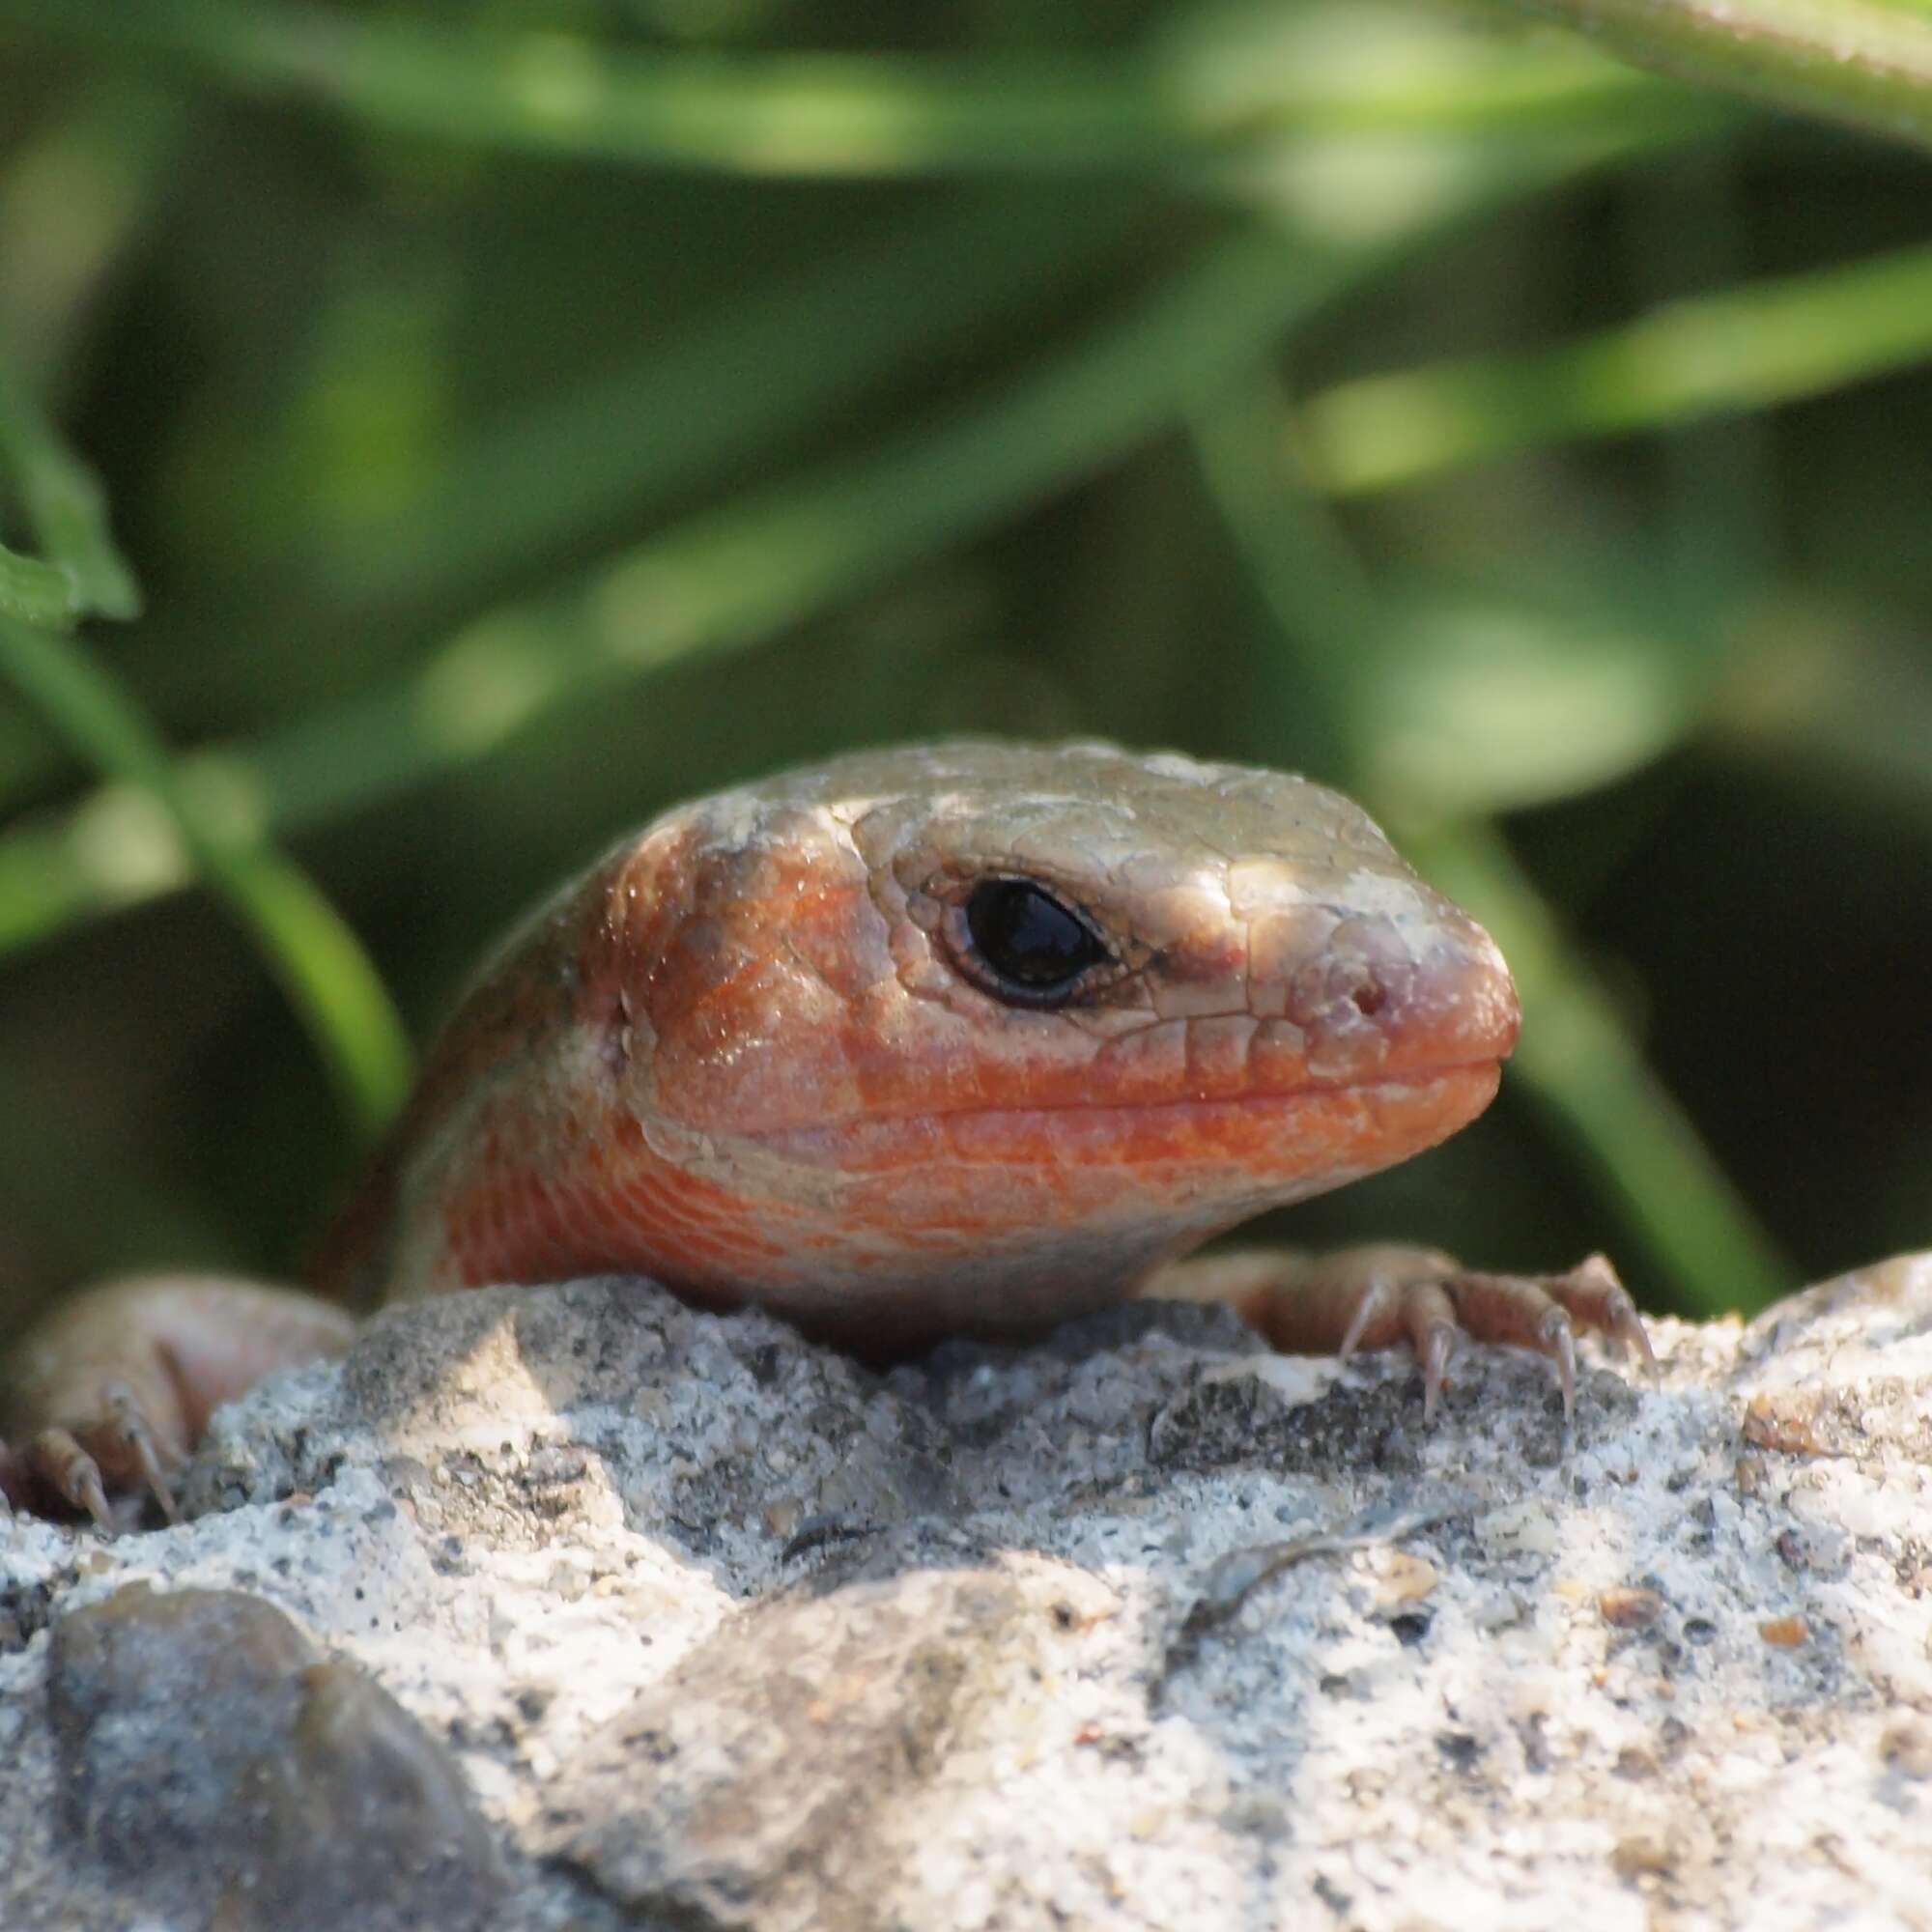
xmin=0 ymin=739 xmax=1650 ymax=1529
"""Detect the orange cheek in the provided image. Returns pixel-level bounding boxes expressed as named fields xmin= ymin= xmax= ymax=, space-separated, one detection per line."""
xmin=439 ymin=1112 xmax=796 ymax=1301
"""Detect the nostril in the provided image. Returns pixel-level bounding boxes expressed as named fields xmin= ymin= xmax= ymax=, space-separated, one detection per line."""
xmin=1350 ymin=980 xmax=1388 ymax=1019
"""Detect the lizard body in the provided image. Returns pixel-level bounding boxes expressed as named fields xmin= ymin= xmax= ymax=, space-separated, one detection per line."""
xmin=1 ymin=740 xmax=1646 ymax=1526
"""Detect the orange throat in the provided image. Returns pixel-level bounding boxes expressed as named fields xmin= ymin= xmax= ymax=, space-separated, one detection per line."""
xmin=426 ymin=1060 xmax=1504 ymax=1353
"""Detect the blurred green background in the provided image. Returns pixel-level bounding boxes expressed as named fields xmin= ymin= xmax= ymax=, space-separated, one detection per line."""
xmin=2 ymin=0 xmax=1929 ymax=1346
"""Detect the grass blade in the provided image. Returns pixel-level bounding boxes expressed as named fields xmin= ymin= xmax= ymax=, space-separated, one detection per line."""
xmin=1302 ymin=241 xmax=1932 ymax=497
xmin=0 ymin=617 xmax=411 ymax=1135
xmin=0 ymin=0 xmax=1693 ymax=179
xmin=0 ymin=114 xmax=1709 ymax=957
xmin=0 ymin=542 xmax=77 ymax=628
xmin=1494 ymin=0 xmax=1932 ymax=152
xmin=326 ymin=191 xmax=1153 ymax=617
xmin=0 ymin=353 xmax=140 ymax=622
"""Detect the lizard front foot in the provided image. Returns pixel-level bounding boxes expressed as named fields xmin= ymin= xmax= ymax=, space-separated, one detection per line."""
xmin=1146 ymin=1243 xmax=1655 ymax=1421
xmin=1 ymin=1384 xmax=187 ymax=1531
xmin=1 ymin=1274 xmax=354 ymax=1531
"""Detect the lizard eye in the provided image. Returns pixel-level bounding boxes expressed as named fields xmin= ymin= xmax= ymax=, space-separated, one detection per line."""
xmin=949 ymin=876 xmax=1114 ymax=1007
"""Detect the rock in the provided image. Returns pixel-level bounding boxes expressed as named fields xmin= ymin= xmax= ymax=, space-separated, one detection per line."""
xmin=44 ymin=1582 xmax=502 ymax=1932
xmin=3 ymin=1254 xmax=1930 ymax=1932
xmin=544 ymin=1557 xmax=1114 ymax=1931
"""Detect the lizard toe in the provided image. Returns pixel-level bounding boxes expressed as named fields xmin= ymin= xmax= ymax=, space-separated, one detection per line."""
xmin=27 ymin=1426 xmax=117 ymax=1533
xmin=101 ymin=1379 xmax=185 ymax=1524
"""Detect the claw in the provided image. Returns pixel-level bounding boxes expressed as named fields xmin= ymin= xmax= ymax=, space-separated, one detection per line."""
xmin=1549 ymin=1253 xmax=1658 ymax=1381
xmin=102 ymin=1381 xmax=183 ymax=1524
xmin=74 ymin=1464 xmax=113 ymax=1533
xmin=1153 ymin=1242 xmax=1648 ymax=1428
xmin=1583 ymin=1259 xmax=1660 ymax=1378
xmin=1538 ymin=1311 xmax=1577 ymax=1422
xmin=4 ymin=1272 xmax=355 ymax=1528
xmin=33 ymin=1428 xmax=115 ymax=1532
xmin=1419 ymin=1321 xmax=1456 ymax=1423
xmin=1338 ymin=1279 xmax=1394 ymax=1360
xmin=1605 ymin=1293 xmax=1658 ymax=1378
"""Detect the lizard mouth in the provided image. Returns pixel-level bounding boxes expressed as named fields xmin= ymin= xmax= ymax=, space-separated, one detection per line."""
xmin=745 ymin=1060 xmax=1505 ymax=1190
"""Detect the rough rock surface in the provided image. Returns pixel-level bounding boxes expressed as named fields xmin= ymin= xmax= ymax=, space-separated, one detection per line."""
xmin=3 ymin=1253 xmax=1930 ymax=1932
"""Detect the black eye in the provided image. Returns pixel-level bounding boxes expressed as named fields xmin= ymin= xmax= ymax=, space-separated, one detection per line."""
xmin=958 ymin=877 xmax=1112 ymax=1006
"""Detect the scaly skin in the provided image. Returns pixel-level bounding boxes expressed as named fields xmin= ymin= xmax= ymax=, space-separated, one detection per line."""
xmin=0 ymin=741 xmax=1650 ymax=1527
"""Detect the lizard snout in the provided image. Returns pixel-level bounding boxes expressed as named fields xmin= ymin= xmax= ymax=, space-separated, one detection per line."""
xmin=1267 ymin=897 xmax=1519 ymax=1089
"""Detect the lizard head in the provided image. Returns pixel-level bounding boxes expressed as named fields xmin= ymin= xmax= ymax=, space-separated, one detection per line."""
xmin=572 ymin=740 xmax=1519 ymax=1349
